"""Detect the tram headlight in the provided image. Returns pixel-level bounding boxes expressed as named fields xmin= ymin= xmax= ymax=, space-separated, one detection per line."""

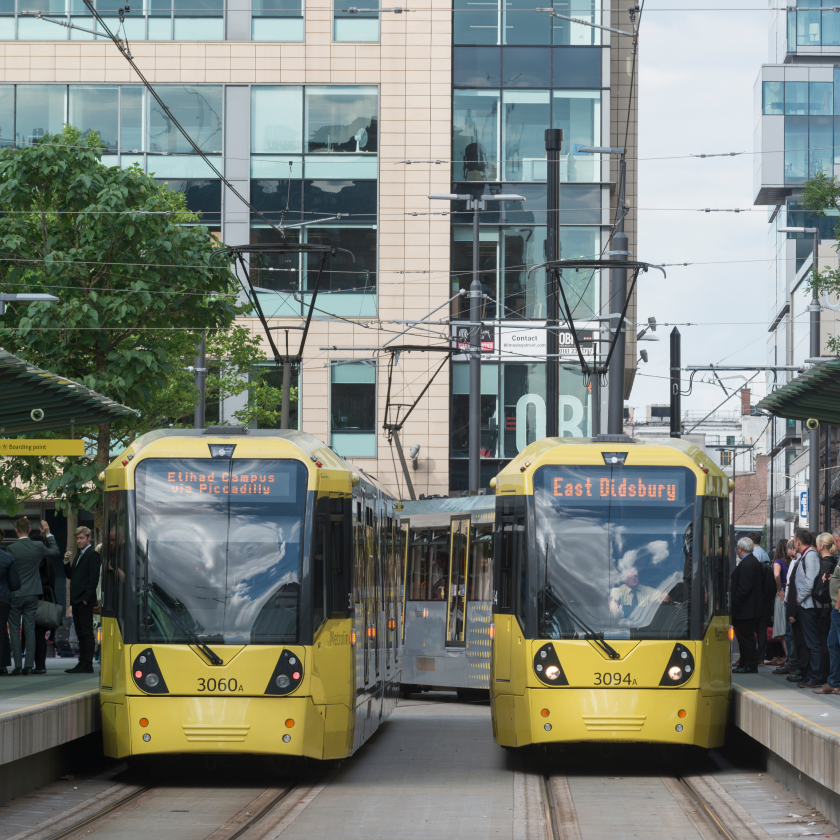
xmin=534 ymin=643 xmax=568 ymax=686
xmin=145 ymin=673 xmax=160 ymax=688
xmin=266 ymin=649 xmax=304 ymax=696
xmin=132 ymin=649 xmax=169 ymax=694
xmin=659 ymin=643 xmax=695 ymax=687
xmin=276 ymin=674 xmax=291 ymax=689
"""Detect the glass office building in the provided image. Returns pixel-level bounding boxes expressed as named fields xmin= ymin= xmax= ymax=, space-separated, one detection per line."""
xmin=0 ymin=0 xmax=637 ymax=496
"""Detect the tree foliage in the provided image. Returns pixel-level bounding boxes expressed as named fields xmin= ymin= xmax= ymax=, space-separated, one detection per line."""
xmin=800 ymin=171 xmax=840 ymax=355
xmin=0 ymin=126 xmax=287 ymax=518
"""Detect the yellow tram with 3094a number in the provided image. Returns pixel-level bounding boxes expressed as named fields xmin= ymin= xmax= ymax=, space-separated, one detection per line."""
xmin=490 ymin=434 xmax=733 ymax=749
xmin=97 ymin=428 xmax=402 ymax=763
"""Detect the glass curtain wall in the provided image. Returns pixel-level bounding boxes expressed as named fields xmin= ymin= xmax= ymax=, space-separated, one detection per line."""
xmin=787 ymin=5 xmax=840 ymax=49
xmin=249 ymin=85 xmax=379 ymax=320
xmin=0 ymin=84 xmax=222 ymax=227
xmin=454 ymin=0 xmax=600 ymax=46
xmin=0 ymin=0 xmax=306 ymax=41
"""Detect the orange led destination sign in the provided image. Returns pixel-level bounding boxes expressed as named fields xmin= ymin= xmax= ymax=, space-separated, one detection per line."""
xmin=166 ymin=470 xmax=277 ymax=496
xmin=539 ymin=467 xmax=688 ymax=506
xmin=138 ymin=460 xmax=296 ymax=506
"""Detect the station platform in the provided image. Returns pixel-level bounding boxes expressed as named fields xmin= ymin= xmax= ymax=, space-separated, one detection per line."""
xmin=0 ymin=658 xmax=100 ymax=806
xmin=732 ymin=668 xmax=840 ymax=828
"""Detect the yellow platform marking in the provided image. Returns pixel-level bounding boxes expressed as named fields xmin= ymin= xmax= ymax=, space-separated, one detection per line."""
xmin=0 ymin=688 xmax=98 ymax=717
xmin=733 ymin=681 xmax=840 ymax=740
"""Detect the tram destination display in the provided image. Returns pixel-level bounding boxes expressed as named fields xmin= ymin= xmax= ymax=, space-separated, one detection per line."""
xmin=137 ymin=458 xmax=296 ymax=504
xmin=538 ymin=466 xmax=687 ymax=506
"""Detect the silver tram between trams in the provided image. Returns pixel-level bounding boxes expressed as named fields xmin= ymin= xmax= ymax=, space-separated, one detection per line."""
xmin=399 ymin=496 xmax=494 ymax=697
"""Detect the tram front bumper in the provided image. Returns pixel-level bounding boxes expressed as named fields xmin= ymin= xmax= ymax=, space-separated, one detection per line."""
xmin=495 ymin=688 xmax=727 ymax=747
xmin=123 ymin=695 xmax=331 ymax=757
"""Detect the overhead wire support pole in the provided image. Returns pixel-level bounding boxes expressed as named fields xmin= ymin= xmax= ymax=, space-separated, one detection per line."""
xmin=545 ymin=127 xmax=563 ymax=439
xmin=194 ymin=333 xmax=206 ymax=430
xmin=212 ymin=242 xmax=354 ymax=430
xmin=608 ymin=155 xmax=629 ymax=435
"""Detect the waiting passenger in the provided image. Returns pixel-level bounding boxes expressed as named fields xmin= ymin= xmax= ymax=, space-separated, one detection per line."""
xmin=608 ymin=568 xmax=670 ymax=617
xmin=731 ymin=537 xmax=763 ymax=674
xmin=814 ymin=547 xmax=840 ymax=695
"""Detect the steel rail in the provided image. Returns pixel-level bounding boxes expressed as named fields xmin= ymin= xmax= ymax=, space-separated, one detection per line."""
xmin=675 ymin=776 xmax=740 ymax=840
xmin=37 ymin=785 xmax=153 ymax=840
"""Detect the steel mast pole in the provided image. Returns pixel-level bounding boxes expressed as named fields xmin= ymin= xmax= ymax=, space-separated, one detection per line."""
xmin=810 ymin=229 xmax=821 ymax=530
xmin=194 ymin=333 xmax=206 ymax=429
xmin=670 ymin=327 xmax=681 ymax=438
xmin=545 ymin=128 xmax=563 ymax=439
xmin=607 ymin=157 xmax=629 ymax=434
xmin=469 ymin=195 xmax=485 ymax=494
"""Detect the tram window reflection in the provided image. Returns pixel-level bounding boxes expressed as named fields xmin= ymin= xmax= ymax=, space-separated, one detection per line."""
xmin=468 ymin=525 xmax=493 ymax=601
xmin=407 ymin=528 xmax=451 ymax=601
xmin=132 ymin=458 xmax=308 ymax=645
xmin=534 ymin=465 xmax=696 ymax=640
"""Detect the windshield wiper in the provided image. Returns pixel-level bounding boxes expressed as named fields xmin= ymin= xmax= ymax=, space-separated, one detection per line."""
xmin=539 ymin=582 xmax=621 ymax=660
xmin=141 ymin=584 xmax=224 ymax=666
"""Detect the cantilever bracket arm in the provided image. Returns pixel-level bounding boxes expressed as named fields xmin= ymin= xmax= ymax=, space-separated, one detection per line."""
xmin=526 ymin=258 xmax=666 ymax=279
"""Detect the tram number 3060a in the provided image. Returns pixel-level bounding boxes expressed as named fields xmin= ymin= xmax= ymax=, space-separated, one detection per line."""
xmin=593 ymin=672 xmax=637 ymax=686
xmin=197 ymin=678 xmax=244 ymax=692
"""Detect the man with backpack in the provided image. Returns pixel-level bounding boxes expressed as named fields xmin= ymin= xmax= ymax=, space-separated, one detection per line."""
xmin=788 ymin=529 xmax=824 ymax=688
xmin=749 ymin=532 xmax=776 ymax=665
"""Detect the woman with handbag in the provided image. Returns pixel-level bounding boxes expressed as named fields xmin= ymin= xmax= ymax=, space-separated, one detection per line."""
xmin=770 ymin=539 xmax=790 ymax=666
xmin=29 ymin=529 xmax=57 ymax=675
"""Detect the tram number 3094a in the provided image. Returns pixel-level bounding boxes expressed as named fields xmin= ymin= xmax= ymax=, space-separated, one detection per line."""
xmin=593 ymin=672 xmax=636 ymax=686
xmin=197 ymin=678 xmax=244 ymax=692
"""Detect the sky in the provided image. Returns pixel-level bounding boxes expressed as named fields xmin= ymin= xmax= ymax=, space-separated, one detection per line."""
xmin=632 ymin=0 xmax=772 ymax=416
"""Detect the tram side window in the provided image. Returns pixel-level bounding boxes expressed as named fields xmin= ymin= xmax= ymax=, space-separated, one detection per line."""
xmin=406 ymin=528 xmax=451 ymax=600
xmin=102 ymin=491 xmax=127 ymax=626
xmin=468 ymin=525 xmax=493 ymax=602
xmin=314 ymin=496 xmax=349 ymax=630
xmin=497 ymin=496 xmax=525 ymax=614
xmin=704 ymin=497 xmax=729 ymax=617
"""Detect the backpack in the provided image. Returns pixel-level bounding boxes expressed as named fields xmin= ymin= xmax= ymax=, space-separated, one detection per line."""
xmin=813 ymin=555 xmax=837 ymax=606
xmin=760 ymin=560 xmax=777 ymax=612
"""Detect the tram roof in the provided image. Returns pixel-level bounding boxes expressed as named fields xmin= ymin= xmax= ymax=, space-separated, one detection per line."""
xmin=0 ymin=347 xmax=138 ymax=435
xmin=400 ymin=495 xmax=496 ymax=516
xmin=756 ymin=358 xmax=840 ymax=426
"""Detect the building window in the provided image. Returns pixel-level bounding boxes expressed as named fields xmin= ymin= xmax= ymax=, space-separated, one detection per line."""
xmin=726 ymin=436 xmax=735 ymax=446
xmin=721 ymin=450 xmax=733 ymax=467
xmin=1 ymin=84 xmax=222 ymax=227
xmin=331 ymin=362 xmax=376 ymax=458
xmin=787 ymin=8 xmax=840 ymax=48
xmin=333 ymin=0 xmax=378 ymax=41
xmin=454 ymin=0 xmax=600 ymax=46
xmin=250 ymin=85 xmax=379 ymax=319
xmin=453 ymin=87 xmax=601 ymax=184
xmin=252 ymin=0 xmax=304 ymax=41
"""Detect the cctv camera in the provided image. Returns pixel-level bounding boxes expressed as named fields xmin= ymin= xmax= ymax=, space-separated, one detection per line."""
xmin=30 ymin=408 xmax=44 ymax=422
xmin=409 ymin=443 xmax=420 ymax=460
xmin=805 ymin=418 xmax=820 ymax=431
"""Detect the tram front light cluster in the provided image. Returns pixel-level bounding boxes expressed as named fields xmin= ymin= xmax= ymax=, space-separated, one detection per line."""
xmin=131 ymin=649 xmax=169 ymax=695
xmin=266 ymin=650 xmax=304 ymax=696
xmin=534 ymin=643 xmax=569 ymax=686
xmin=659 ymin=644 xmax=694 ymax=687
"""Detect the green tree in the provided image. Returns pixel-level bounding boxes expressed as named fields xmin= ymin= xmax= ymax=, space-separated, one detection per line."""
xmin=801 ymin=171 xmax=840 ymax=354
xmin=0 ymin=126 xmax=285 ymax=519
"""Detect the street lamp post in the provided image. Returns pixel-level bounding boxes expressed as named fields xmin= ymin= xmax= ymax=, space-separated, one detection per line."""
xmin=430 ymin=191 xmax=525 ymax=493
xmin=0 ymin=293 xmax=60 ymax=316
xmin=778 ymin=225 xmax=820 ymax=532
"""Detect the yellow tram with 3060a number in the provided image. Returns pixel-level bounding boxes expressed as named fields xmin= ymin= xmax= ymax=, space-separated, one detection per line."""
xmin=98 ymin=428 xmax=402 ymax=762
xmin=490 ymin=435 xmax=732 ymax=749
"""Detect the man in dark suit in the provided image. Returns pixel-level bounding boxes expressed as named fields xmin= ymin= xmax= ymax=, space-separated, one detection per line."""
xmin=7 ymin=517 xmax=60 ymax=674
xmin=731 ymin=536 xmax=764 ymax=674
xmin=62 ymin=526 xmax=101 ymax=674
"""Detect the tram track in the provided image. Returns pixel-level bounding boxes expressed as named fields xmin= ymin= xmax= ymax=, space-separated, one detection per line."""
xmin=8 ymin=773 xmax=332 ymax=840
xmin=540 ymin=770 xmax=773 ymax=840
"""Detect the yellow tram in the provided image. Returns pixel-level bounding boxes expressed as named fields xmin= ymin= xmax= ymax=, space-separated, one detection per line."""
xmin=490 ymin=435 xmax=732 ymax=749
xmin=98 ymin=428 xmax=401 ymax=761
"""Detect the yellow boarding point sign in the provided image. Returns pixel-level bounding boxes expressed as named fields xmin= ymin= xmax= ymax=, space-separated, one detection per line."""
xmin=0 ymin=440 xmax=85 ymax=457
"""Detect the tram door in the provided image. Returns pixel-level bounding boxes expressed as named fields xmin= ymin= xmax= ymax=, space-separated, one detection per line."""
xmin=446 ymin=517 xmax=470 ymax=647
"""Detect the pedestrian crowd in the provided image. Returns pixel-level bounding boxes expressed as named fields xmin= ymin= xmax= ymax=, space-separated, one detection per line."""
xmin=0 ymin=518 xmax=101 ymax=683
xmin=732 ymin=528 xmax=840 ymax=695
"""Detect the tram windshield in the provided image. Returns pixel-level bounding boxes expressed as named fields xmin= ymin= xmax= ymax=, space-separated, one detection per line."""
xmin=534 ymin=465 xmax=696 ymax=640
xmin=134 ymin=458 xmax=308 ymax=645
